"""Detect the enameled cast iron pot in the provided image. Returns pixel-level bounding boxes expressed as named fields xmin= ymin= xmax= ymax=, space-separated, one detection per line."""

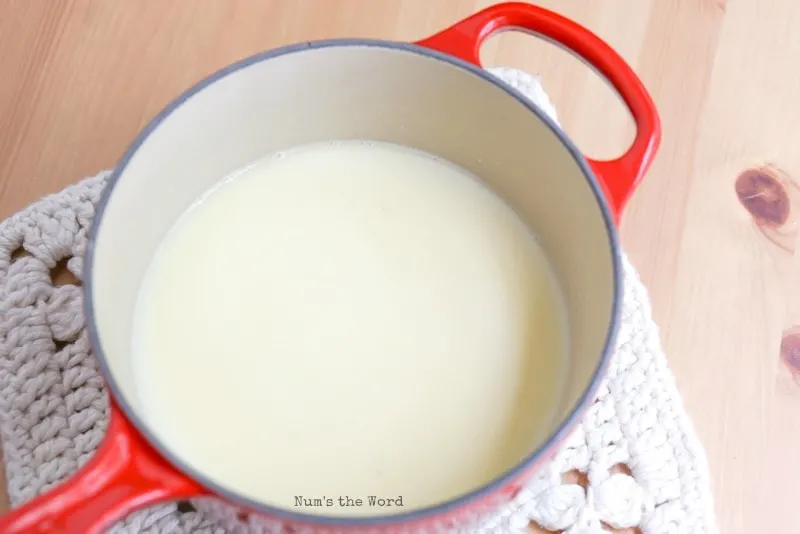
xmin=0 ymin=3 xmax=660 ymax=533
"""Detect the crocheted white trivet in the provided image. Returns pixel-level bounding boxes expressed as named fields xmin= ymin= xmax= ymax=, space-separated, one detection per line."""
xmin=0 ymin=68 xmax=716 ymax=534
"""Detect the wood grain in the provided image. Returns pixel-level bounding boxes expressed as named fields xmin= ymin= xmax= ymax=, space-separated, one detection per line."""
xmin=1 ymin=0 xmax=798 ymax=532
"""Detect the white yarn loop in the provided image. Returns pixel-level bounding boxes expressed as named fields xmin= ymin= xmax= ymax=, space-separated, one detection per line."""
xmin=593 ymin=473 xmax=643 ymax=528
xmin=0 ymin=68 xmax=716 ymax=533
xmin=529 ymin=485 xmax=585 ymax=531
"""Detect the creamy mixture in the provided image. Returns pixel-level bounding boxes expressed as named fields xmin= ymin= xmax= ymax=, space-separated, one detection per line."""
xmin=132 ymin=140 xmax=569 ymax=516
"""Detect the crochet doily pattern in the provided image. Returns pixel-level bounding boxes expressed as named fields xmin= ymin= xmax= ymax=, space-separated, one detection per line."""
xmin=0 ymin=68 xmax=717 ymax=533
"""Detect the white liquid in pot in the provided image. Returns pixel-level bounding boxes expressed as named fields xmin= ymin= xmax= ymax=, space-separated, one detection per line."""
xmin=132 ymin=140 xmax=569 ymax=516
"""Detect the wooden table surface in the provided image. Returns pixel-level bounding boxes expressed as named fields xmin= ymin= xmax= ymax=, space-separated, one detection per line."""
xmin=1 ymin=1 xmax=798 ymax=532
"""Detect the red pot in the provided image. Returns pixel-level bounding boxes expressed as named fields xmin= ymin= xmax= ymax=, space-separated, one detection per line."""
xmin=0 ymin=3 xmax=659 ymax=533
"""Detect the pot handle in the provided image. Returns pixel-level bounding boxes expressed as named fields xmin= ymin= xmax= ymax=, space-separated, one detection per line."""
xmin=0 ymin=403 xmax=205 ymax=534
xmin=415 ymin=2 xmax=661 ymax=221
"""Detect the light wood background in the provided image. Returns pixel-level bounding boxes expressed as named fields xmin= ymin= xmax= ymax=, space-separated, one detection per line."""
xmin=1 ymin=1 xmax=798 ymax=533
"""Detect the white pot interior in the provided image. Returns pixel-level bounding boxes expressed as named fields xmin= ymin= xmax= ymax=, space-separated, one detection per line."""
xmin=89 ymin=42 xmax=616 ymax=488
